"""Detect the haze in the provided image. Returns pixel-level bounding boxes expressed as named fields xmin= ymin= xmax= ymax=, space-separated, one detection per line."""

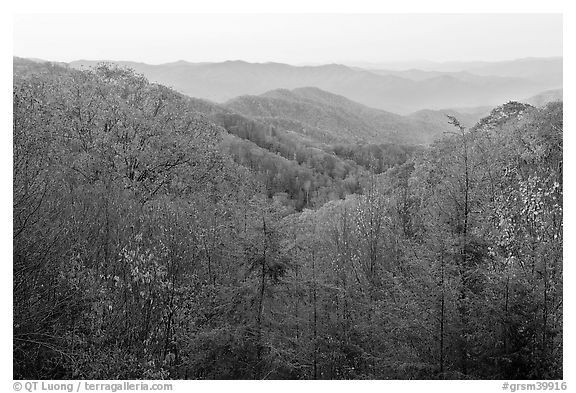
xmin=13 ymin=13 xmax=562 ymax=65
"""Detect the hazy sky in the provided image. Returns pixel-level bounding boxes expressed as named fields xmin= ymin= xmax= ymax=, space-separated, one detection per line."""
xmin=13 ymin=14 xmax=562 ymax=65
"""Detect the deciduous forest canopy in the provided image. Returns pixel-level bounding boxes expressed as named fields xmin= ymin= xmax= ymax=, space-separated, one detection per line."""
xmin=13 ymin=57 xmax=562 ymax=380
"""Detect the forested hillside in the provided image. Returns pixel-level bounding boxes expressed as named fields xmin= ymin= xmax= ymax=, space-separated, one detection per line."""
xmin=13 ymin=59 xmax=563 ymax=380
xmin=179 ymin=86 xmax=422 ymax=210
xmin=226 ymin=87 xmax=446 ymax=145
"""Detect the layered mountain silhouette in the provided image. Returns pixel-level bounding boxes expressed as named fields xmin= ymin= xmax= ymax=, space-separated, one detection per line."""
xmin=68 ymin=58 xmax=562 ymax=114
xmin=524 ymin=88 xmax=563 ymax=107
xmin=16 ymin=57 xmax=562 ymax=146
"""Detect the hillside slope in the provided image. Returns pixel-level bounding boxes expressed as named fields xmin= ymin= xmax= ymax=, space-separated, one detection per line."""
xmin=226 ymin=87 xmax=453 ymax=145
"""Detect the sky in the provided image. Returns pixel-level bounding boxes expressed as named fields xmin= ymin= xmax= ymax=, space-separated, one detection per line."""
xmin=13 ymin=13 xmax=562 ymax=65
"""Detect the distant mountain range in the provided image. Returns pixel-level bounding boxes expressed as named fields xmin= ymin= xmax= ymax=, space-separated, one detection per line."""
xmin=67 ymin=57 xmax=562 ymax=114
xmin=15 ymin=56 xmax=562 ymax=146
xmin=524 ymin=89 xmax=563 ymax=107
xmin=347 ymin=57 xmax=562 ymax=77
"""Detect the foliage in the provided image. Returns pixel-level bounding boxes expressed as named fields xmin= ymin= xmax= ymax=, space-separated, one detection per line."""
xmin=13 ymin=59 xmax=562 ymax=379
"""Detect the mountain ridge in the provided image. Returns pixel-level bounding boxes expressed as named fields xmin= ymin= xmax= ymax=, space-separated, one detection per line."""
xmin=225 ymin=87 xmax=452 ymax=145
xmin=67 ymin=58 xmax=561 ymax=114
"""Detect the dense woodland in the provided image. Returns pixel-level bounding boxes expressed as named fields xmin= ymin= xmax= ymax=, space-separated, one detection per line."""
xmin=13 ymin=60 xmax=563 ymax=380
